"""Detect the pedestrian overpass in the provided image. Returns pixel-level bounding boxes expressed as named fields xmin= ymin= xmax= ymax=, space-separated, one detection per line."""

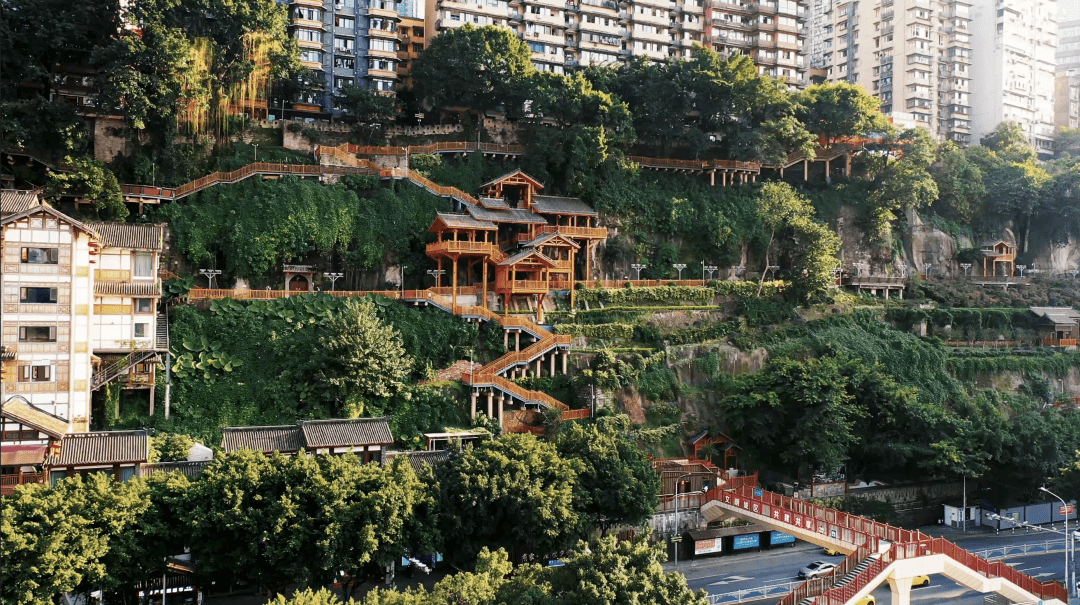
xmin=700 ymin=485 xmax=1068 ymax=605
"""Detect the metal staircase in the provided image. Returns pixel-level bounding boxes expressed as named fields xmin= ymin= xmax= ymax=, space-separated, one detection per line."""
xmin=92 ymin=350 xmax=159 ymax=389
xmin=797 ymin=554 xmax=878 ymax=605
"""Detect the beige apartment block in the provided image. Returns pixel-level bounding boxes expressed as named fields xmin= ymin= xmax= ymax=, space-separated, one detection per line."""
xmin=1055 ymin=70 xmax=1080 ymax=132
xmin=2 ymin=192 xmax=167 ymax=447
xmin=426 ymin=0 xmax=808 ymax=86
xmin=971 ymin=0 xmax=1056 ymax=155
xmin=808 ymin=0 xmax=972 ymax=142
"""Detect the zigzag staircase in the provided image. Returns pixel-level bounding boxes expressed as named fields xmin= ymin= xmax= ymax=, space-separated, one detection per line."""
xmin=398 ymin=290 xmax=584 ymax=423
xmin=699 ymin=484 xmax=1069 ymax=605
xmin=92 ymin=350 xmax=159 ymax=390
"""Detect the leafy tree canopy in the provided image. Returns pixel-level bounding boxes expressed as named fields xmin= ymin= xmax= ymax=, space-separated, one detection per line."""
xmin=796 ymin=81 xmax=892 ymax=145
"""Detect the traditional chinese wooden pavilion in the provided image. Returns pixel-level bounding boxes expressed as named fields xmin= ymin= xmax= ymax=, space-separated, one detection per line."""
xmin=425 ymin=170 xmax=607 ymax=320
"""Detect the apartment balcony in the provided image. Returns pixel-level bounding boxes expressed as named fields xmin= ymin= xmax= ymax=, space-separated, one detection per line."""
xmin=629 ymin=10 xmax=671 ymax=27
xmin=531 ymin=12 xmax=567 ymax=28
xmin=712 ymin=18 xmax=751 ymax=30
xmin=368 ymin=46 xmax=399 ymax=59
xmin=578 ymin=0 xmax=620 ymax=12
xmin=681 ymin=20 xmax=705 ymax=31
xmin=292 ymin=18 xmax=326 ymax=30
xmin=292 ymin=0 xmax=324 ymax=6
xmin=577 ymin=37 xmax=621 ymax=50
xmin=302 ymin=60 xmax=325 ymax=70
xmin=629 ymin=0 xmax=672 ymax=8
xmin=368 ymin=5 xmax=402 ymax=18
xmin=368 ymin=27 xmax=399 ymax=40
xmin=366 ymin=67 xmax=400 ymax=80
xmin=524 ymin=0 xmax=568 ymax=9
xmin=630 ymin=28 xmax=670 ymax=43
xmin=298 ymin=38 xmax=324 ymax=50
xmin=710 ymin=0 xmax=752 ymax=13
xmin=526 ymin=31 xmax=567 ymax=46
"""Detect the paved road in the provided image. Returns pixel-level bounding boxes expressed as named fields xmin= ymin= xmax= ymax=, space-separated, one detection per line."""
xmin=665 ymin=528 xmax=1074 ymax=603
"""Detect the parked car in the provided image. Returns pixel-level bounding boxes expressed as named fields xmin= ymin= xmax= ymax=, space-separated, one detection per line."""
xmin=912 ymin=574 xmax=931 ymax=588
xmin=798 ymin=561 xmax=838 ymax=579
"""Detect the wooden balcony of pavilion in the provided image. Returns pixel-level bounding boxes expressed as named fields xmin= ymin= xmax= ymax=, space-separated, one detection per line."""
xmin=980 ymin=239 xmax=1017 ymax=277
xmin=495 ymin=248 xmax=559 ymax=322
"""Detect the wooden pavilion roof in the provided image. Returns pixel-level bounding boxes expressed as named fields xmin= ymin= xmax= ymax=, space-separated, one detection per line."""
xmin=1 ymin=399 xmax=69 ymax=440
xmin=430 ymin=212 xmax=497 ymax=232
xmin=531 ymin=195 xmax=598 ymax=217
xmin=523 ymin=232 xmax=581 ymax=249
xmin=480 ymin=169 xmax=545 ymax=192
xmin=499 ymin=247 xmax=558 ymax=268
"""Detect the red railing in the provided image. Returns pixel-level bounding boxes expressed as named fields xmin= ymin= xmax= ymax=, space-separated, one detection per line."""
xmin=1 ymin=473 xmax=45 ymax=496
xmin=707 ymin=484 xmax=1069 ymax=603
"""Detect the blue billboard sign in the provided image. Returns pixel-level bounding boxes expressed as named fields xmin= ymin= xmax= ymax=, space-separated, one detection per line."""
xmin=732 ymin=533 xmax=761 ymax=550
xmin=770 ymin=531 xmax=796 ymax=545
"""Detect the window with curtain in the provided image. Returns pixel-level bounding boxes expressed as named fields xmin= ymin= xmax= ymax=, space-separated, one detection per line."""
xmin=133 ymin=252 xmax=153 ymax=278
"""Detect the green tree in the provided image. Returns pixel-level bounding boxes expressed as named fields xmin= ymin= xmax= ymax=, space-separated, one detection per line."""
xmin=863 ymin=128 xmax=939 ymax=242
xmin=1 ymin=475 xmax=150 ymax=605
xmin=543 ymin=537 xmax=708 ymax=605
xmin=930 ymin=141 xmax=986 ymax=222
xmin=753 ymin=182 xmax=840 ymax=301
xmin=584 ymin=59 xmax=691 ymax=155
xmin=554 ymin=416 xmax=660 ymax=536
xmin=434 ymin=434 xmax=580 ymax=563
xmin=980 ymin=121 xmax=1035 ymax=163
xmin=315 ymin=297 xmax=412 ymax=414
xmin=1053 ymin=450 xmax=1080 ymax=505
xmin=46 ymin=156 xmax=128 ymax=220
xmin=274 ymin=588 xmax=354 ymax=605
xmin=150 ymin=432 xmax=195 ymax=462
xmin=412 ymin=24 xmax=534 ymax=121
xmin=340 ymin=84 xmax=397 ymax=143
xmin=721 ymin=355 xmax=866 ymax=475
xmin=185 ymin=450 xmax=329 ymax=593
xmin=796 ymin=81 xmax=891 ymax=145
xmin=966 ymin=145 xmax=1048 ymax=252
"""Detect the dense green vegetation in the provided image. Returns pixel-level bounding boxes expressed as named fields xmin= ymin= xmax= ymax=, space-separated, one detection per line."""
xmin=2 ymin=429 xmax=665 ymax=604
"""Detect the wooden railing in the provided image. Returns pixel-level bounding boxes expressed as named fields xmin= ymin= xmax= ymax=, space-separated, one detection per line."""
xmin=578 ymin=278 xmax=713 ymax=288
xmin=495 ymin=277 xmax=550 ymax=292
xmin=1043 ymin=338 xmax=1079 ymax=347
xmin=461 ymin=371 xmax=571 ymax=412
xmin=944 ymin=340 xmax=1022 ymax=348
xmin=120 ymin=161 xmax=380 ymax=201
xmin=404 ymin=168 xmax=480 ymax=205
xmin=1 ymin=473 xmax=46 ymax=496
xmin=425 ymin=240 xmax=505 ymax=260
xmin=537 ymin=224 xmax=609 ymax=239
xmin=338 ymin=141 xmax=526 ymax=156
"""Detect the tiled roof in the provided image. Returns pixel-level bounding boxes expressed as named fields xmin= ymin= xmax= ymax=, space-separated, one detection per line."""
xmin=0 ymin=190 xmax=39 ymax=217
xmin=84 ymin=222 xmax=165 ymax=251
xmin=466 ymin=206 xmax=547 ymax=225
xmin=94 ymin=281 xmax=163 ymax=297
xmin=499 ymin=247 xmax=558 ymax=267
xmin=48 ymin=430 xmax=150 ymax=466
xmin=531 ymin=195 xmax=598 ymax=216
xmin=0 ymin=399 xmax=69 ymax=439
xmin=220 ymin=425 xmax=304 ymax=454
xmin=300 ymin=417 xmax=393 ymax=448
xmin=1 ymin=445 xmax=48 ymax=467
xmin=384 ymin=449 xmax=450 ymax=473
xmin=431 ymin=212 xmax=497 ymax=231
xmin=1030 ymin=307 xmax=1080 ymax=325
xmin=1 ymin=201 xmax=100 ymax=237
xmin=479 ymin=197 xmax=510 ymax=209
xmin=139 ymin=460 xmax=211 ymax=479
xmin=480 ymin=169 xmax=545 ymax=190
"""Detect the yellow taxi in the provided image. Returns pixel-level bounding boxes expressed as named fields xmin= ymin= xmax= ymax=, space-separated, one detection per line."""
xmin=912 ymin=574 xmax=931 ymax=588
xmin=855 ymin=597 xmax=875 ymax=605
xmin=822 ymin=547 xmax=843 ymax=556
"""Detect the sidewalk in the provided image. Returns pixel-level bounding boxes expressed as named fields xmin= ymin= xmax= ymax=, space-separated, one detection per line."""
xmin=661 ymin=542 xmax=820 ymax=579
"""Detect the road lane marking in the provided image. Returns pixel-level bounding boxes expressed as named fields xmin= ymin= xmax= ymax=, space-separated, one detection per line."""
xmin=707 ymin=576 xmax=755 ymax=586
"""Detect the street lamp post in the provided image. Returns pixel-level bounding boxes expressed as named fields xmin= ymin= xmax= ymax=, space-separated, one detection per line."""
xmin=1039 ymin=486 xmax=1074 ymax=598
xmin=672 ymin=472 xmax=693 ymax=568
xmin=253 ymin=143 xmax=258 ymax=162
xmin=960 ymin=263 xmax=972 ymax=276
xmin=400 ymin=265 xmax=407 ymax=295
xmin=766 ymin=265 xmax=779 ymax=280
xmin=673 ymin=263 xmax=686 ymax=280
xmin=703 ymin=265 xmax=718 ymax=280
xmin=1070 ymin=270 xmax=1080 ymax=279
xmin=924 ymin=263 xmax=933 ymax=279
xmin=631 ymin=263 xmax=647 ymax=280
xmin=734 ymin=266 xmax=746 ymax=281
xmin=198 ymin=269 xmax=222 ymax=289
xmin=325 ymin=272 xmax=344 ymax=291
xmin=426 ymin=269 xmax=446 ymax=288
xmin=1017 ymin=264 xmax=1027 ymax=278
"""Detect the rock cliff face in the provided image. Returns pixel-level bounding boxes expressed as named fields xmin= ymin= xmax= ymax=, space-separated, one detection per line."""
xmin=1030 ymin=233 xmax=1080 ymax=275
xmin=903 ymin=211 xmax=973 ymax=277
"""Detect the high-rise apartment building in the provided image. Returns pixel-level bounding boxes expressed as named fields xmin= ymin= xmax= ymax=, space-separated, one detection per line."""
xmin=970 ymin=0 xmax=1056 ymax=155
xmin=425 ymin=0 xmax=808 ymax=87
xmin=284 ymin=0 xmax=415 ymax=116
xmin=808 ymin=0 xmax=972 ymax=143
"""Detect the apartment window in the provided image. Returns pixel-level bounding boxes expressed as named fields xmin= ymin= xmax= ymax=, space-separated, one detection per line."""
xmin=412 ymin=27 xmax=424 ymax=37
xmin=21 ymin=247 xmax=59 ymax=264
xmin=19 ymin=326 xmax=56 ymax=342
xmin=449 ymin=11 xmax=460 ymax=20
xmin=135 ymin=298 xmax=154 ymax=313
xmin=18 ymin=364 xmax=52 ymax=383
xmin=371 ymin=78 xmax=395 ymax=92
xmin=334 ymin=56 xmax=355 ymax=69
xmin=370 ymin=39 xmax=397 ymax=52
xmin=296 ymin=29 xmax=322 ymax=42
xmin=133 ymin=252 xmax=154 ymax=278
xmin=335 ymin=36 xmax=355 ymax=50
xmin=336 ymin=16 xmax=355 ymax=28
xmin=295 ymin=7 xmax=320 ymax=20
xmin=367 ymin=59 xmax=395 ymax=72
xmin=335 ymin=76 xmax=355 ymax=88
xmin=300 ymin=50 xmax=323 ymax=63
xmin=412 ymin=43 xmax=424 ymax=53
xmin=20 ymin=287 xmax=58 ymax=303
xmin=134 ymin=323 xmax=149 ymax=338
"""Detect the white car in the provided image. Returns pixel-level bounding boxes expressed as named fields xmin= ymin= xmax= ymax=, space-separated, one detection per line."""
xmin=798 ymin=561 xmax=838 ymax=579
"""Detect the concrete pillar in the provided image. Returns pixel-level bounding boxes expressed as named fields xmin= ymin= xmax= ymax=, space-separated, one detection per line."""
xmin=709 ymin=170 xmax=715 ymax=186
xmin=535 ymin=358 xmax=541 ymax=376
xmin=487 ymin=392 xmax=493 ymax=418
xmin=504 ymin=329 xmax=509 ymax=350
xmin=515 ymin=331 xmax=521 ymax=351
xmin=549 ymin=353 xmax=555 ymax=377
xmin=497 ymin=395 xmax=504 ymax=423
xmin=887 ymin=577 xmax=913 ymax=605
xmin=804 ymin=158 xmax=809 ymax=181
xmin=561 ymin=350 xmax=568 ymax=374
xmin=470 ymin=391 xmax=478 ymax=419
xmin=149 ymin=384 xmax=155 ymax=417
xmin=486 ymin=391 xmax=493 ymax=419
